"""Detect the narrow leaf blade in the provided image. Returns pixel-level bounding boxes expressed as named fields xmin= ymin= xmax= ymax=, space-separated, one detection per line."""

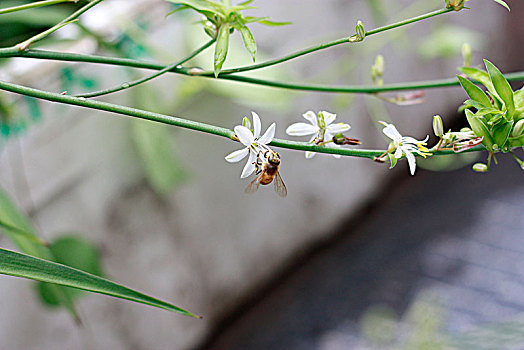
xmin=457 ymin=75 xmax=492 ymax=107
xmin=0 ymin=247 xmax=201 ymax=318
xmin=0 ymin=187 xmax=79 ymax=319
xmin=238 ymin=25 xmax=256 ymax=62
xmin=492 ymin=119 xmax=513 ymax=149
xmin=465 ymin=109 xmax=494 ymax=151
xmin=214 ymin=24 xmax=230 ymax=77
xmin=484 ymin=59 xmax=515 ymax=117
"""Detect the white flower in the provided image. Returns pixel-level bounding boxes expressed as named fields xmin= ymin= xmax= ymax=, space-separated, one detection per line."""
xmin=286 ymin=110 xmax=351 ymax=158
xmin=225 ymin=112 xmax=276 ymax=178
xmin=380 ymin=121 xmax=431 ymax=175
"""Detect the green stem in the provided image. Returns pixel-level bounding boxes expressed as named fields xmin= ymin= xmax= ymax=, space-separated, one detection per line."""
xmin=0 ymin=79 xmax=485 ymax=158
xmin=2 ymin=48 xmax=523 ymax=94
xmin=0 ymin=0 xmax=77 ymax=15
xmin=76 ymin=39 xmax=215 ymax=98
xmin=194 ymin=7 xmax=453 ymax=77
xmin=15 ymin=0 xmax=104 ymax=51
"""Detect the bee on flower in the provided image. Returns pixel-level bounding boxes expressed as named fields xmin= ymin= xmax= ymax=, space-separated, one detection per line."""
xmin=225 ymin=112 xmax=287 ymax=197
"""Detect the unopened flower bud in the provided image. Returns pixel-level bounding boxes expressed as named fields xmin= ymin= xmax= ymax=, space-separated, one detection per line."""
xmin=203 ymin=20 xmax=217 ymax=38
xmin=349 ymin=20 xmax=366 ymax=42
xmin=333 ymin=133 xmax=361 ymax=145
xmin=511 ymin=119 xmax=524 ymax=137
xmin=242 ymin=116 xmax=251 ymax=129
xmin=472 ymin=162 xmax=488 ymax=173
xmin=446 ymin=0 xmax=466 ymax=11
xmin=375 ymin=55 xmax=384 ymax=73
xmin=356 ymin=20 xmax=366 ymax=40
xmin=462 ymin=43 xmax=472 ymax=67
xmin=370 ymin=55 xmax=385 ymax=85
xmin=433 ymin=115 xmax=444 ymax=137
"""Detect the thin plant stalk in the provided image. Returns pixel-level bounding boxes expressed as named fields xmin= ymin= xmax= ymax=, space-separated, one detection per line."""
xmin=76 ymin=39 xmax=215 ymax=98
xmin=15 ymin=0 xmax=104 ymax=51
xmin=0 ymin=79 xmax=485 ymax=159
xmin=0 ymin=0 xmax=77 ymax=15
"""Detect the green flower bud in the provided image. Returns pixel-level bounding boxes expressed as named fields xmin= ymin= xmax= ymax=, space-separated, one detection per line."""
xmin=433 ymin=115 xmax=444 ymax=137
xmin=374 ymin=55 xmax=384 ymax=75
xmin=356 ymin=20 xmax=366 ymax=40
xmin=511 ymin=119 xmax=524 ymax=137
xmin=462 ymin=43 xmax=472 ymax=67
xmin=370 ymin=55 xmax=385 ymax=85
xmin=349 ymin=20 xmax=366 ymax=42
xmin=472 ymin=162 xmax=488 ymax=173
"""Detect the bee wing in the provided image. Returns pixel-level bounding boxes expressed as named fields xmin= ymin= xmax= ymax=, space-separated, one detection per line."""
xmin=244 ymin=177 xmax=261 ymax=194
xmin=273 ymin=172 xmax=287 ymax=198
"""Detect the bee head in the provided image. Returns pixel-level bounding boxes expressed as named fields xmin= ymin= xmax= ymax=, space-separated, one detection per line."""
xmin=267 ymin=152 xmax=281 ymax=165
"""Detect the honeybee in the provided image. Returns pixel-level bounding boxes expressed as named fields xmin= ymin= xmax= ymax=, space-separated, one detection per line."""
xmin=245 ymin=150 xmax=287 ymax=198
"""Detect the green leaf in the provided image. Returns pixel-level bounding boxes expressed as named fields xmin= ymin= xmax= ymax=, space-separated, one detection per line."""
xmin=457 ymin=75 xmax=492 ymax=107
xmin=0 ymin=187 xmax=79 ymax=320
xmin=165 ymin=0 xmax=222 ymax=19
xmin=214 ymin=23 xmax=230 ymax=77
xmin=465 ymin=109 xmax=494 ymax=151
xmin=165 ymin=5 xmax=190 ymax=18
xmin=508 ymin=134 xmax=524 ymax=148
xmin=491 ymin=119 xmax=513 ymax=150
xmin=37 ymin=234 xmax=104 ymax=306
xmin=237 ymin=0 xmax=254 ymax=6
xmin=0 ymin=247 xmax=201 ymax=318
xmin=484 ymin=59 xmax=515 ymax=117
xmin=243 ymin=16 xmax=292 ymax=26
xmin=238 ymin=24 xmax=256 ymax=62
xmin=458 ymin=67 xmax=495 ymax=94
xmin=490 ymin=0 xmax=510 ymax=11
xmin=487 ymin=91 xmax=503 ymax=110
xmin=257 ymin=19 xmax=292 ymax=26
xmin=131 ymin=120 xmax=187 ymax=195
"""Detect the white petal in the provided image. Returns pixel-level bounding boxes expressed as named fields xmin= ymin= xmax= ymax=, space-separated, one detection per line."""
xmin=258 ymin=122 xmax=276 ymax=145
xmin=405 ymin=151 xmax=416 ymax=175
xmin=225 ymin=147 xmax=249 ymax=163
xmin=252 ymin=112 xmax=261 ymax=138
xmin=234 ymin=125 xmax=254 ymax=146
xmin=332 ymin=153 xmax=342 ymax=159
xmin=382 ymin=123 xmax=402 ymax=142
xmin=302 ymin=111 xmax=317 ymax=126
xmin=240 ymin=152 xmax=257 ymax=178
xmin=394 ymin=147 xmax=403 ymax=159
xmin=321 ymin=111 xmax=336 ymax=125
xmin=402 ymin=136 xmax=420 ymax=145
xmin=326 ymin=123 xmax=351 ymax=136
xmin=305 ymin=151 xmax=316 ymax=159
xmin=286 ymin=123 xmax=318 ymax=136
